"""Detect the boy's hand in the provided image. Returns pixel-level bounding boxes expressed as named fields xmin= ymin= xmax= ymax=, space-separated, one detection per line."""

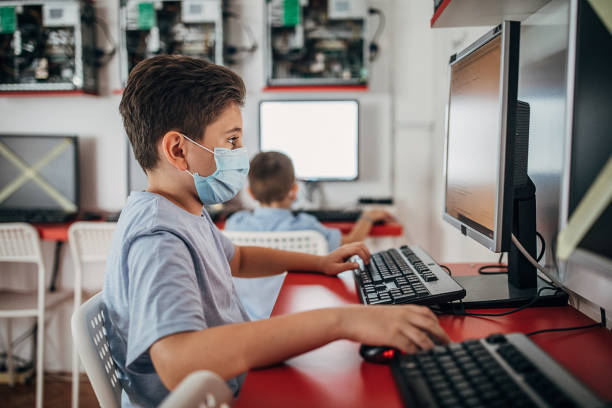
xmin=339 ymin=304 xmax=450 ymax=353
xmin=362 ymin=209 xmax=395 ymax=223
xmin=318 ymin=242 xmax=370 ymax=276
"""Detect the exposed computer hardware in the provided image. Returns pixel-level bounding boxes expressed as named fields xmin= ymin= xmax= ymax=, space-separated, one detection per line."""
xmin=265 ymin=0 xmax=378 ymax=86
xmin=0 ymin=0 xmax=98 ymax=92
xmin=119 ymin=0 xmax=223 ymax=86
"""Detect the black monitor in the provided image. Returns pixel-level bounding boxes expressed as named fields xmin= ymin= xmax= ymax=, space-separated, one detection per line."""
xmin=0 ymin=134 xmax=79 ymax=218
xmin=259 ymin=100 xmax=359 ymax=182
xmin=558 ymin=0 xmax=612 ymax=311
xmin=443 ymin=22 xmax=566 ymax=308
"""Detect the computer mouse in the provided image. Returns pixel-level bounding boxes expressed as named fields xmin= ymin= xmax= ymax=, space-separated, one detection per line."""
xmin=359 ymin=344 xmax=401 ymax=364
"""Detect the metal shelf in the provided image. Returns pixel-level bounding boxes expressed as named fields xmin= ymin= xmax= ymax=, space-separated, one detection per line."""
xmin=431 ymin=0 xmax=551 ymax=28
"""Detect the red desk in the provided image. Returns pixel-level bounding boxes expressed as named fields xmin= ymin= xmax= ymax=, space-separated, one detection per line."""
xmin=32 ymin=222 xmax=76 ymax=242
xmin=32 ymin=220 xmax=404 ymax=241
xmin=235 ymin=264 xmax=612 ymax=407
xmin=214 ymin=221 xmax=403 ymax=237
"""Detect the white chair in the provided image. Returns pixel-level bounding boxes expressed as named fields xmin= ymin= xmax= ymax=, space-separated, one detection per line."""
xmin=222 ymin=230 xmax=329 ymax=255
xmin=71 ymin=292 xmax=233 ymax=408
xmin=222 ymin=230 xmax=328 ymax=320
xmin=68 ymin=221 xmax=116 ymax=408
xmin=0 ymin=223 xmax=71 ymax=408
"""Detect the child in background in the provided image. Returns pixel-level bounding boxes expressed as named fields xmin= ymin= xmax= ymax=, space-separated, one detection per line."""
xmin=226 ymin=151 xmax=394 ymax=319
xmin=226 ymin=151 xmax=394 ymax=250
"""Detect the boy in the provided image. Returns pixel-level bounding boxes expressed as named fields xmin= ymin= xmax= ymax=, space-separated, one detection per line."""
xmin=226 ymin=151 xmax=394 ymax=320
xmin=226 ymin=151 xmax=394 ymax=251
xmin=103 ymin=55 xmax=449 ymax=407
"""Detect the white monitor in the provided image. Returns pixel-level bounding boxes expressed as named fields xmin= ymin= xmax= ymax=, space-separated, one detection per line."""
xmin=259 ymin=100 xmax=359 ymax=181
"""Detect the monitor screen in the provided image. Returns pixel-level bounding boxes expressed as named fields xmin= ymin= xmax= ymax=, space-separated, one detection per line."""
xmin=259 ymin=100 xmax=359 ymax=181
xmin=445 ymin=35 xmax=503 ymax=242
xmin=0 ymin=134 xmax=79 ymax=213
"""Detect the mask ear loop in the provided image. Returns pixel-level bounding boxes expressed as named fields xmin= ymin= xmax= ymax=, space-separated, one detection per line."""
xmin=180 ymin=133 xmax=216 ymax=176
xmin=180 ymin=133 xmax=216 ymax=155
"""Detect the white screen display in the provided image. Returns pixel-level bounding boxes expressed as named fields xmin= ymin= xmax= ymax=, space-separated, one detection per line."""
xmin=259 ymin=100 xmax=359 ymax=180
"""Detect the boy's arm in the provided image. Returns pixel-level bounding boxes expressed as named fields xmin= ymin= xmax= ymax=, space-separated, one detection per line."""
xmin=341 ymin=209 xmax=395 ymax=244
xmin=229 ymin=242 xmax=370 ymax=278
xmin=150 ymin=304 xmax=449 ymax=390
xmin=341 ymin=218 xmax=374 ymax=244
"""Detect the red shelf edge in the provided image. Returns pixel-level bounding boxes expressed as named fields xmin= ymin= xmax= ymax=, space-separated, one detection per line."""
xmin=263 ymin=85 xmax=368 ymax=92
xmin=0 ymin=90 xmax=94 ymax=97
xmin=431 ymin=0 xmax=453 ymax=28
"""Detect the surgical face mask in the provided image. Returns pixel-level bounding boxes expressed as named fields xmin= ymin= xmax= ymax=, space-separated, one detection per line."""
xmin=182 ymin=134 xmax=249 ymax=205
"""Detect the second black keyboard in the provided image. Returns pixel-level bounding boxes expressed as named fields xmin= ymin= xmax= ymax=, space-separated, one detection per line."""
xmin=352 ymin=245 xmax=466 ymax=306
xmin=391 ymin=333 xmax=605 ymax=408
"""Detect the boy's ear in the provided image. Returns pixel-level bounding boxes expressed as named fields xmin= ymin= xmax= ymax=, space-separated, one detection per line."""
xmin=160 ymin=131 xmax=188 ymax=171
xmin=247 ymin=187 xmax=255 ymax=200
xmin=288 ymin=183 xmax=298 ymax=201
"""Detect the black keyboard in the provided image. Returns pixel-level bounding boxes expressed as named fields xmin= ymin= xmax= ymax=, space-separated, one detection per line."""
xmin=352 ymin=245 xmax=465 ymax=306
xmin=0 ymin=210 xmax=77 ymax=223
xmin=391 ymin=333 xmax=605 ymax=408
xmin=293 ymin=209 xmax=362 ymax=222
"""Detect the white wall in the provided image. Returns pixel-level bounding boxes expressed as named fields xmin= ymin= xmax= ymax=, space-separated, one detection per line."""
xmin=390 ymin=0 xmax=498 ymax=263
xmin=0 ymin=0 xmax=501 ymax=371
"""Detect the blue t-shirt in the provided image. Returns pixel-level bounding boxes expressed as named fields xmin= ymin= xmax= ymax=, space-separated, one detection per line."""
xmin=103 ymin=192 xmax=250 ymax=408
xmin=225 ymin=207 xmax=342 ymax=251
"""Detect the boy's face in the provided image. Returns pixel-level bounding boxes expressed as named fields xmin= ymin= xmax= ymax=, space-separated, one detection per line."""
xmin=186 ymin=102 xmax=243 ymax=178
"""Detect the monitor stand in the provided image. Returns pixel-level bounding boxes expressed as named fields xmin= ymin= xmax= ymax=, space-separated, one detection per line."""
xmin=453 ymin=274 xmax=568 ymax=309
xmin=453 ymin=179 xmax=568 ymax=309
xmin=301 ymin=181 xmax=325 ymax=208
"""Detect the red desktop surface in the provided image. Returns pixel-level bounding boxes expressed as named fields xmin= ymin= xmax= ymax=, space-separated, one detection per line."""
xmin=235 ymin=264 xmax=612 ymax=407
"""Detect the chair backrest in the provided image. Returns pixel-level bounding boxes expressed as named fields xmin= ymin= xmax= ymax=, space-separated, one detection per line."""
xmin=158 ymin=370 xmax=234 ymax=408
xmin=68 ymin=221 xmax=116 ymax=265
xmin=222 ymin=230 xmax=329 ymax=255
xmin=71 ymin=292 xmax=122 ymax=408
xmin=72 ymin=292 xmax=235 ymax=408
xmin=0 ymin=222 xmax=44 ymax=264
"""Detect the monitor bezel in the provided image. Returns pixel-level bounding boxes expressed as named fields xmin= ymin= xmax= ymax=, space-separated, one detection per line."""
xmin=442 ymin=22 xmax=519 ymax=253
xmin=0 ymin=133 xmax=80 ymax=213
xmin=258 ymin=99 xmax=360 ymax=182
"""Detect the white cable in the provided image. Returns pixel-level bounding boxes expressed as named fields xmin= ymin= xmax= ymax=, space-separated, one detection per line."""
xmin=511 ymin=233 xmax=546 ymax=273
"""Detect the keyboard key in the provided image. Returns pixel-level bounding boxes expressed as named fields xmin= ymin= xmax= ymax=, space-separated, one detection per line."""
xmin=368 ymin=298 xmax=391 ymax=305
xmin=391 ymin=293 xmax=416 ymax=303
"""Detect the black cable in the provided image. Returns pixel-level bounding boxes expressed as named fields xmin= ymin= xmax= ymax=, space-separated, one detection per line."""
xmin=223 ymin=10 xmax=258 ymax=64
xmin=90 ymin=15 xmax=117 ymax=67
xmin=478 ymin=232 xmax=546 ymax=275
xmin=368 ymin=8 xmax=385 ymax=62
xmin=439 ymin=265 xmax=452 ymax=276
xmin=526 ymin=308 xmax=606 ymax=337
xmin=478 ymin=252 xmax=507 ymax=275
xmin=453 ymin=286 xmax=562 ymax=317
xmin=535 ymin=231 xmax=545 ymax=262
xmin=10 ymin=324 xmax=37 ymax=348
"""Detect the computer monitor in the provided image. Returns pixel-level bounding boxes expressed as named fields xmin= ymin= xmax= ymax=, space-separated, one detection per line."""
xmin=443 ymin=22 xmax=566 ymax=308
xmin=558 ymin=0 xmax=612 ymax=311
xmin=0 ymin=134 xmax=79 ymax=216
xmin=259 ymin=100 xmax=359 ymax=182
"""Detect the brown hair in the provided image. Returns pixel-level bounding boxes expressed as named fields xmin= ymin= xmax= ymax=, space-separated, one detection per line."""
xmin=119 ymin=55 xmax=246 ymax=172
xmin=249 ymin=152 xmax=296 ymax=204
